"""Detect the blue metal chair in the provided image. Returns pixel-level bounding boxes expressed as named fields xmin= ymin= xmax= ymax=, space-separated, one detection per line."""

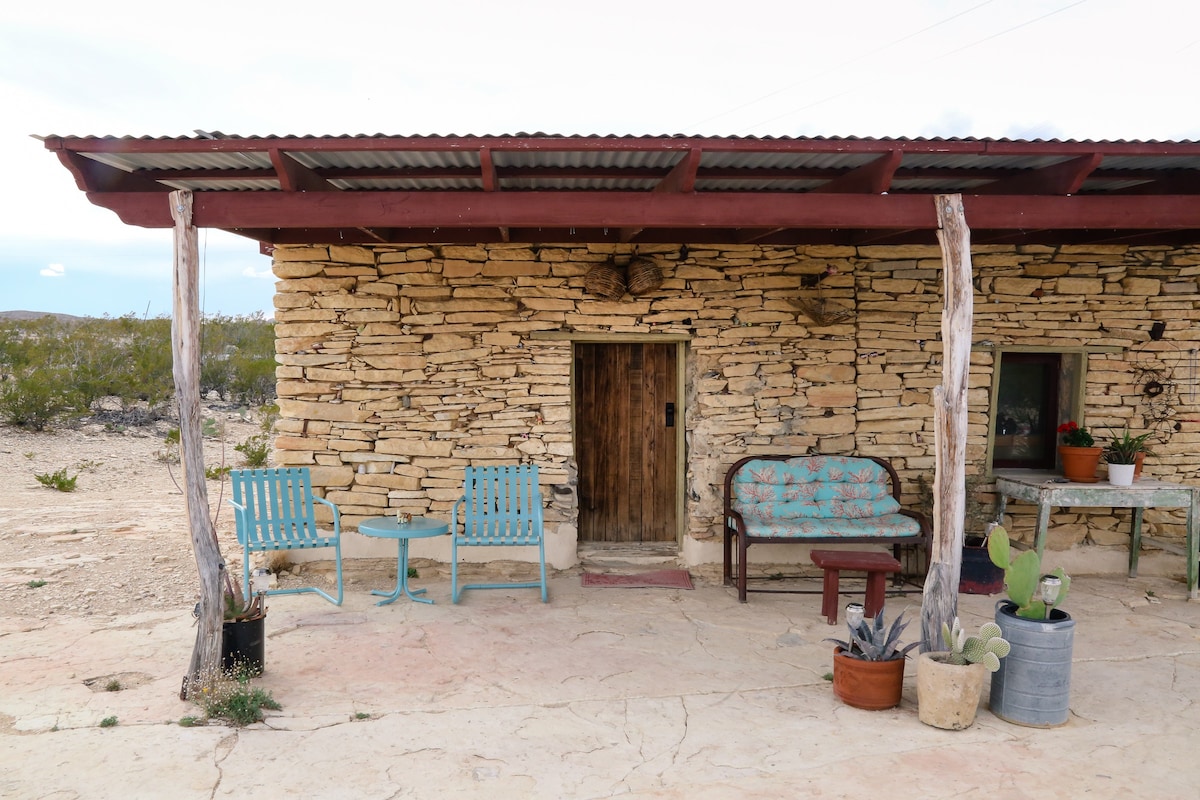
xmin=228 ymin=467 xmax=343 ymax=605
xmin=451 ymin=464 xmax=548 ymax=603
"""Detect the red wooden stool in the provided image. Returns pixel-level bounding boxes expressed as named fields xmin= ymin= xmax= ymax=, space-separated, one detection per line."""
xmin=809 ymin=550 xmax=902 ymax=625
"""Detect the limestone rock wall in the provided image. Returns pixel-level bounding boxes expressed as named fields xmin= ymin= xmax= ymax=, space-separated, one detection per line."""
xmin=271 ymin=241 xmax=1200 ymax=565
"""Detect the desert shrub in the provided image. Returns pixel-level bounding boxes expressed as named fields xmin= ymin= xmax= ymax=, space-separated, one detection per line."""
xmin=206 ymin=465 xmax=231 ymax=480
xmin=228 ymin=354 xmax=277 ymax=407
xmin=199 ymin=314 xmax=277 ymax=405
xmin=235 ymin=433 xmax=271 ymax=467
xmin=200 ymin=675 xmax=281 ymax=727
xmin=35 ymin=467 xmax=78 ymax=492
xmin=0 ymin=372 xmax=77 ymax=430
xmin=0 ymin=313 xmax=276 ymax=428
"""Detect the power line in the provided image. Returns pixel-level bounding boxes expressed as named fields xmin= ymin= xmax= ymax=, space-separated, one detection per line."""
xmin=739 ymin=0 xmax=1089 ymax=134
xmin=686 ymin=0 xmax=999 ymax=131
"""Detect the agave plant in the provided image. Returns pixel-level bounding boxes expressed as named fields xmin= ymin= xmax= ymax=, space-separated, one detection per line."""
xmin=825 ymin=608 xmax=920 ymax=662
xmin=222 ymin=569 xmax=265 ymax=623
xmin=941 ymin=617 xmax=1011 ymax=672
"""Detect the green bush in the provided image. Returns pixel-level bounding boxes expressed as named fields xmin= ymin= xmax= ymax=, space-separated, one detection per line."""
xmin=0 ymin=373 xmax=76 ymax=430
xmin=199 ymin=313 xmax=277 ymax=404
xmin=206 ymin=465 xmax=231 ymax=480
xmin=235 ymin=433 xmax=271 ymax=468
xmin=202 ymin=677 xmax=281 ymax=726
xmin=0 ymin=314 xmax=277 ymax=429
xmin=35 ymin=467 xmax=78 ymax=492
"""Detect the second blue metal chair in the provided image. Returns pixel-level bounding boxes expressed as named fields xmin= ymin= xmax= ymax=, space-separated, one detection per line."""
xmin=450 ymin=464 xmax=548 ymax=603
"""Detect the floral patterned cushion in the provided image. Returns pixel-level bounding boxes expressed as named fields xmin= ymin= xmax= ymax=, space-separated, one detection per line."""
xmin=731 ymin=456 xmax=921 ymax=538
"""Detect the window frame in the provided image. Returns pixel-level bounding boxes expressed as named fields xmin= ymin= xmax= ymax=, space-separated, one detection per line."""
xmin=983 ymin=345 xmax=1111 ymax=476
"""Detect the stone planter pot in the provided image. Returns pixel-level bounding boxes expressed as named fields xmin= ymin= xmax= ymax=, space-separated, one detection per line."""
xmin=990 ymin=601 xmax=1074 ymax=727
xmin=832 ymin=647 xmax=906 ymax=710
xmin=1108 ymin=462 xmax=1136 ymax=486
xmin=1058 ymin=445 xmax=1102 ymax=483
xmin=917 ymin=652 xmax=988 ymax=730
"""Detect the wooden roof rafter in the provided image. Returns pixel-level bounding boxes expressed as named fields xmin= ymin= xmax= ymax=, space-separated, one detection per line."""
xmin=620 ymin=147 xmax=703 ymax=243
xmin=812 ymin=150 xmax=902 ymax=194
xmin=974 ymin=153 xmax=1103 ymax=195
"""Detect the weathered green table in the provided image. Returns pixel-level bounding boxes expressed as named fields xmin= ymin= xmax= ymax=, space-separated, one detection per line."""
xmin=994 ymin=469 xmax=1199 ymax=599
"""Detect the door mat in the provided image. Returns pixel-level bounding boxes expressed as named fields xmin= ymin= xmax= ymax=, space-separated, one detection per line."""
xmin=581 ymin=569 xmax=694 ymax=590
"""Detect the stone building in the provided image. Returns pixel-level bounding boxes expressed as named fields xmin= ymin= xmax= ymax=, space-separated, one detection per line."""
xmin=43 ymin=133 xmax=1200 ymax=581
xmin=267 ymin=239 xmax=1200 ymax=576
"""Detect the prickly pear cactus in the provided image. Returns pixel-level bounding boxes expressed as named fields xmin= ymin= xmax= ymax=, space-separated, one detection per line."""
xmin=986 ymin=525 xmax=1071 ymax=619
xmin=940 ymin=618 xmax=1011 ymax=673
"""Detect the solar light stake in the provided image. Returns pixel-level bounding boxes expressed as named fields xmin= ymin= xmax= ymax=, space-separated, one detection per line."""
xmin=1040 ymin=575 xmax=1063 ymax=620
xmin=845 ymin=602 xmax=865 ymax=629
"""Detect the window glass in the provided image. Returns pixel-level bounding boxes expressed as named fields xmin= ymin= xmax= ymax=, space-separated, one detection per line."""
xmin=993 ymin=353 xmax=1060 ymax=470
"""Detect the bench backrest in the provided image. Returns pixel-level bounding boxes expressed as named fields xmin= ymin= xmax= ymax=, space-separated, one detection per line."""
xmin=727 ymin=456 xmax=902 ymax=522
xmin=456 ymin=464 xmax=543 ymax=546
xmin=230 ymin=467 xmax=322 ymax=548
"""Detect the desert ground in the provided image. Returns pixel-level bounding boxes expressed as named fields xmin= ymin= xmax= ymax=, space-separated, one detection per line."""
xmin=3 ymin=407 xmax=1200 ymax=799
xmin=0 ymin=405 xmax=275 ymax=619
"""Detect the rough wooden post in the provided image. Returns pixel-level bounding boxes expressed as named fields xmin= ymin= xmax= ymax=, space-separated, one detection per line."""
xmin=921 ymin=193 xmax=974 ymax=652
xmin=170 ymin=190 xmax=224 ymax=698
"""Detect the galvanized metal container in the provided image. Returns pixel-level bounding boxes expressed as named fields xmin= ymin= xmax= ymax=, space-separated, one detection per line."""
xmin=989 ymin=600 xmax=1074 ymax=727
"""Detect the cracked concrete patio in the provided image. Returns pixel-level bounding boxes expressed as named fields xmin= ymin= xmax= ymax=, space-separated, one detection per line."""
xmin=2 ymin=570 xmax=1199 ymax=799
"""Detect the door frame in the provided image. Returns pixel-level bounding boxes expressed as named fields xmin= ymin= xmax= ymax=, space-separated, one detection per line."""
xmin=536 ymin=331 xmax=688 ymax=547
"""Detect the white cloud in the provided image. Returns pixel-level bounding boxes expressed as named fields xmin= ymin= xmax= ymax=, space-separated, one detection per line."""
xmin=241 ymin=266 xmax=274 ymax=280
xmin=40 ymin=263 xmax=64 ymax=278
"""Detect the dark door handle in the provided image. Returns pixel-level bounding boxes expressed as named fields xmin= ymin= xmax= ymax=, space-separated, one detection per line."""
xmin=665 ymin=402 xmax=675 ymax=427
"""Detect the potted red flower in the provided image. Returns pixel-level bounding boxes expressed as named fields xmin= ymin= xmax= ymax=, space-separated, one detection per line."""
xmin=1057 ymin=420 xmax=1101 ymax=483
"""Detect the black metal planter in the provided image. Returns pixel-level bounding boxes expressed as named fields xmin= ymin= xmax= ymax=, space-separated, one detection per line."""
xmin=221 ymin=615 xmax=265 ymax=677
xmin=959 ymin=537 xmax=1005 ymax=594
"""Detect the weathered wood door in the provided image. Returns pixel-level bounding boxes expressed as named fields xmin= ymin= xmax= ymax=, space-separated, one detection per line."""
xmin=574 ymin=342 xmax=678 ymax=543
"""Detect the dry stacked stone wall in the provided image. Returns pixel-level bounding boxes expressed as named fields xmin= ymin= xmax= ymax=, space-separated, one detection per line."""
xmin=271 ymin=241 xmax=1200 ymax=564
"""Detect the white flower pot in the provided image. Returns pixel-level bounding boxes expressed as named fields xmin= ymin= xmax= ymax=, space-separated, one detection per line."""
xmin=1108 ymin=463 xmax=1136 ymax=486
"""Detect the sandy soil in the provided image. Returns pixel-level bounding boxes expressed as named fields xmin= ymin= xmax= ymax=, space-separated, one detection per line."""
xmin=0 ymin=405 xmax=275 ymax=619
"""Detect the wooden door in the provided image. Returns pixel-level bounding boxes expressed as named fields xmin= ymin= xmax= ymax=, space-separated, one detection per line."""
xmin=575 ymin=342 xmax=678 ymax=543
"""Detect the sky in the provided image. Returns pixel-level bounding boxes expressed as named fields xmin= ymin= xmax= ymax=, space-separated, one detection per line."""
xmin=1 ymin=0 xmax=1198 ymax=320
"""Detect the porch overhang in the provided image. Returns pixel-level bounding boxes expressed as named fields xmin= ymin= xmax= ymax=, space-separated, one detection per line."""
xmin=40 ymin=133 xmax=1200 ymax=247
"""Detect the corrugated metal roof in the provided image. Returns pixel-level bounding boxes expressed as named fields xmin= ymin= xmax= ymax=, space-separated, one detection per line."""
xmin=38 ymin=133 xmax=1200 ymax=247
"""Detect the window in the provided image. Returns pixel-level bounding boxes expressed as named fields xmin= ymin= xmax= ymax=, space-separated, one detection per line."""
xmin=989 ymin=350 xmax=1086 ymax=472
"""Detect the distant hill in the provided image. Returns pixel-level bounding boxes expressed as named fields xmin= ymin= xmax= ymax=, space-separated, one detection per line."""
xmin=0 ymin=310 xmax=89 ymax=323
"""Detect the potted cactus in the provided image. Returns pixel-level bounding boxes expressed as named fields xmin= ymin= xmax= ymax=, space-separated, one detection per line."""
xmin=987 ymin=526 xmax=1075 ymax=727
xmin=917 ymin=617 xmax=1010 ymax=729
xmin=824 ymin=605 xmax=919 ymax=710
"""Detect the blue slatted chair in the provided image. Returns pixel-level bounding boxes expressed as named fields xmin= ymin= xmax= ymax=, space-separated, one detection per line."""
xmin=228 ymin=467 xmax=343 ymax=606
xmin=451 ymin=464 xmax=548 ymax=603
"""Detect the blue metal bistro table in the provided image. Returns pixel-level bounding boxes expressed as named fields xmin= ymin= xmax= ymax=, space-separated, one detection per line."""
xmin=357 ymin=516 xmax=449 ymax=605
xmin=994 ymin=469 xmax=1199 ymax=599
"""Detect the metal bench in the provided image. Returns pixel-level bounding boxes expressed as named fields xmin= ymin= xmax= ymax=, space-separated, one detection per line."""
xmin=228 ymin=467 xmax=343 ymax=605
xmin=450 ymin=464 xmax=548 ymax=604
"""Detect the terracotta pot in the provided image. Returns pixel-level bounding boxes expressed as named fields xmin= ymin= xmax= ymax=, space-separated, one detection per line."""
xmin=917 ymin=652 xmax=987 ymax=730
xmin=831 ymin=647 xmax=906 ymax=710
xmin=1134 ymin=451 xmax=1145 ymax=480
xmin=1058 ymin=445 xmax=1102 ymax=483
